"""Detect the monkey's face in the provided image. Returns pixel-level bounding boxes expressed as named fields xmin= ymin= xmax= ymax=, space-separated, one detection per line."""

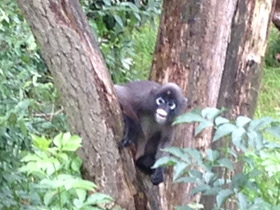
xmin=154 ymin=91 xmax=177 ymax=125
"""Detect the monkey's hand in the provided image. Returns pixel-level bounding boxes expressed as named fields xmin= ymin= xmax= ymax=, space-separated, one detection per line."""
xmin=120 ymin=136 xmax=133 ymax=148
xmin=151 ymin=167 xmax=164 ymax=185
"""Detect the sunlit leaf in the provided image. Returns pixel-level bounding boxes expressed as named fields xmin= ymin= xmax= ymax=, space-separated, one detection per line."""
xmin=213 ymin=123 xmax=236 ymax=141
xmin=201 ymin=107 xmax=222 ymax=120
xmin=173 ymin=162 xmax=188 ymax=181
xmin=218 ymin=158 xmax=233 ymax=171
xmin=217 ymin=189 xmax=233 ymax=207
xmin=236 ymin=116 xmax=251 ymax=128
xmin=205 ymin=149 xmax=219 ymax=162
xmin=195 ymin=120 xmax=213 ymax=136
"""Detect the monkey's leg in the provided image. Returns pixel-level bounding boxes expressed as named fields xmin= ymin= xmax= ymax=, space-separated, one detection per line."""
xmin=150 ymin=136 xmax=172 ymax=185
xmin=120 ymin=116 xmax=143 ymax=147
xmin=151 ymin=167 xmax=164 ymax=185
xmin=135 ymin=154 xmax=155 ymax=175
xmin=136 ymin=154 xmax=164 ymax=185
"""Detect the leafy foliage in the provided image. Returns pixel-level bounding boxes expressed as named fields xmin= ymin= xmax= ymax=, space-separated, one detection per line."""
xmin=81 ymin=0 xmax=161 ymax=83
xmin=264 ymin=26 xmax=280 ymax=68
xmin=0 ymin=1 xmax=68 ymax=208
xmin=154 ymin=108 xmax=280 ymax=209
xmin=0 ymin=0 xmax=159 ymax=208
xmin=18 ymin=133 xmax=114 ymax=210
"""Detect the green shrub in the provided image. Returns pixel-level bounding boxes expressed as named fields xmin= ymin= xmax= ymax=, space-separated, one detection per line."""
xmin=154 ymin=108 xmax=280 ymax=209
xmin=19 ymin=133 xmax=114 ymax=210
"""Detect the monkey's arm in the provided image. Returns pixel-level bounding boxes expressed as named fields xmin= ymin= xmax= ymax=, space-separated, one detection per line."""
xmin=151 ymin=132 xmax=173 ymax=185
xmin=121 ymin=115 xmax=144 ymax=147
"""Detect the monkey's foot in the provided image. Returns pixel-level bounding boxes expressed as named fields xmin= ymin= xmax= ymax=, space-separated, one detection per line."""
xmin=151 ymin=168 xmax=164 ymax=185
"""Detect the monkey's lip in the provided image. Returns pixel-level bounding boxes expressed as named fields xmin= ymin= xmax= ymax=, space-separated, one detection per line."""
xmin=155 ymin=109 xmax=167 ymax=124
xmin=156 ymin=109 xmax=167 ymax=117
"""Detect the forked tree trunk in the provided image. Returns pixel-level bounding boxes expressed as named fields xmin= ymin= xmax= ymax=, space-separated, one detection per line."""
xmin=15 ymin=0 xmax=137 ymax=209
xmin=150 ymin=0 xmax=274 ymax=209
xmin=16 ymin=0 xmax=275 ymax=209
xmin=16 ymin=0 xmax=169 ymax=209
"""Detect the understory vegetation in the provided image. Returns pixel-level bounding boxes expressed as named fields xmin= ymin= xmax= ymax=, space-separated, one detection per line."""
xmin=0 ymin=0 xmax=280 ymax=209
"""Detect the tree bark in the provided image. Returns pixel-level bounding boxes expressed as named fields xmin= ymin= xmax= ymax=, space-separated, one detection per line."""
xmin=15 ymin=0 xmax=136 ymax=209
xmin=273 ymin=0 xmax=280 ymax=30
xmin=150 ymin=0 xmax=274 ymax=209
xmin=16 ymin=0 xmax=169 ymax=209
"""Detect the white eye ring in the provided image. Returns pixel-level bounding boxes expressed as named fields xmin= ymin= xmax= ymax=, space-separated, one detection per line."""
xmin=168 ymin=102 xmax=176 ymax=110
xmin=156 ymin=97 xmax=165 ymax=105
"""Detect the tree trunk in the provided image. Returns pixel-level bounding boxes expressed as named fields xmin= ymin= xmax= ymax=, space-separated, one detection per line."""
xmin=273 ymin=0 xmax=280 ymax=30
xmin=16 ymin=0 xmax=169 ymax=209
xmin=150 ymin=0 xmax=274 ymax=209
xmin=15 ymin=0 xmax=136 ymax=209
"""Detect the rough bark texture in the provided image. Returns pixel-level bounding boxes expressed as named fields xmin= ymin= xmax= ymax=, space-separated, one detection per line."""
xmin=16 ymin=0 xmax=136 ymax=208
xmin=214 ymin=1 xmax=275 ymax=209
xmin=150 ymin=0 xmax=274 ymax=209
xmin=273 ymin=0 xmax=280 ymax=30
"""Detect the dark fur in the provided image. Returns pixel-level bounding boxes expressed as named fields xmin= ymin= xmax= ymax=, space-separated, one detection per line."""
xmin=115 ymin=80 xmax=187 ymax=185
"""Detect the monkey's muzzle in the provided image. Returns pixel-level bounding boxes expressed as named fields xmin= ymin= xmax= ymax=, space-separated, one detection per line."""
xmin=155 ymin=109 xmax=167 ymax=124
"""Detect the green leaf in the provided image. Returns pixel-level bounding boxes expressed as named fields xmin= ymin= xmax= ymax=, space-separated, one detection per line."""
xmin=247 ymin=131 xmax=264 ymax=150
xmin=205 ymin=149 xmax=219 ymax=162
xmin=14 ymin=99 xmax=30 ymax=115
xmin=163 ymin=147 xmax=190 ymax=163
xmin=58 ymin=175 xmax=96 ymax=190
xmin=85 ymin=193 xmax=113 ymax=205
xmin=203 ymin=172 xmax=216 ymax=184
xmin=174 ymin=177 xmax=197 ymax=183
xmin=113 ymin=15 xmax=124 ymax=27
xmin=19 ymin=119 xmax=28 ymax=137
xmin=238 ymin=193 xmax=248 ymax=210
xmin=7 ymin=112 xmax=17 ymax=126
xmin=216 ymin=189 xmax=233 ymax=207
xmin=218 ymin=158 xmax=233 ymax=171
xmin=249 ymin=117 xmax=273 ymax=130
xmin=203 ymin=186 xmax=221 ymax=196
xmin=71 ymin=156 xmax=82 ymax=172
xmin=62 ymin=134 xmax=82 ymax=151
xmin=175 ymin=206 xmax=193 ymax=210
xmin=152 ymin=156 xmax=178 ymax=168
xmin=213 ymin=123 xmax=236 ymax=141
xmin=44 ymin=190 xmax=57 ymax=206
xmin=31 ymin=135 xmax=51 ymax=150
xmin=191 ymin=184 xmax=210 ymax=195
xmin=236 ymin=116 xmax=251 ymax=128
xmin=215 ymin=116 xmax=229 ymax=126
xmin=73 ymin=198 xmax=83 ymax=209
xmin=231 ymin=127 xmax=247 ymax=151
xmin=195 ymin=120 xmax=213 ymax=136
xmin=53 ymin=133 xmax=63 ymax=149
xmin=76 ymin=189 xmax=87 ymax=202
xmin=60 ymin=190 xmax=69 ymax=206
xmin=266 ymin=125 xmax=280 ymax=138
xmin=103 ymin=0 xmax=111 ymax=6
xmin=183 ymin=148 xmax=203 ymax=163
xmin=173 ymin=162 xmax=188 ymax=181
xmin=201 ymin=107 xmax=222 ymax=120
xmin=189 ymin=170 xmax=203 ymax=179
xmin=173 ymin=112 xmax=205 ymax=125
xmin=232 ymin=173 xmax=247 ymax=190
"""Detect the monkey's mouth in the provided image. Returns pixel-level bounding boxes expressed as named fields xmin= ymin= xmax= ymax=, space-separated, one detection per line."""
xmin=155 ymin=109 xmax=167 ymax=124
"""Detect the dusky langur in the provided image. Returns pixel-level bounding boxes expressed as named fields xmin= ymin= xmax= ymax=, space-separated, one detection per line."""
xmin=115 ymin=80 xmax=187 ymax=185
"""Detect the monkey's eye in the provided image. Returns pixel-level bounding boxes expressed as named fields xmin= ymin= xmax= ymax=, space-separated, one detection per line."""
xmin=156 ymin=97 xmax=165 ymax=105
xmin=168 ymin=102 xmax=176 ymax=110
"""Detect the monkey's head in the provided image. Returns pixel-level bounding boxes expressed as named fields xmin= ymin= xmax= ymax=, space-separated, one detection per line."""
xmin=153 ymin=83 xmax=187 ymax=125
